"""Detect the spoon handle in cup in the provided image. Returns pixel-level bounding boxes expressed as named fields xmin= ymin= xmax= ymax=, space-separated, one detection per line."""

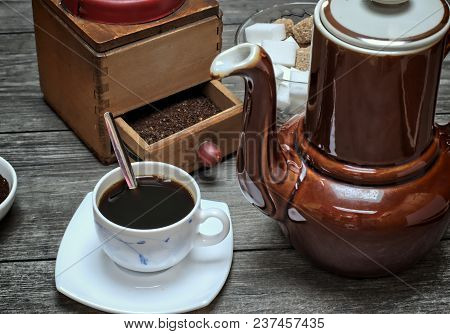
xmin=104 ymin=112 xmax=138 ymax=190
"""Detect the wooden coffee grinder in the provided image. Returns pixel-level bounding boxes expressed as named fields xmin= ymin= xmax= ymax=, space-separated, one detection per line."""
xmin=32 ymin=0 xmax=242 ymax=170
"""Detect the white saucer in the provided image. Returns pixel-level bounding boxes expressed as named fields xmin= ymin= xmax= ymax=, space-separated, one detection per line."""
xmin=55 ymin=193 xmax=233 ymax=314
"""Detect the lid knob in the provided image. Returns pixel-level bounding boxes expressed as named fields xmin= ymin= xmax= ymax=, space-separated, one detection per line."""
xmin=371 ymin=0 xmax=409 ymax=4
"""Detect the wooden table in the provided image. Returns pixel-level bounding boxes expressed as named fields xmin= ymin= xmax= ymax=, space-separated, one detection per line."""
xmin=0 ymin=0 xmax=449 ymax=313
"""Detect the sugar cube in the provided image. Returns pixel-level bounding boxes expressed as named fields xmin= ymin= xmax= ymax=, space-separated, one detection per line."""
xmin=274 ymin=18 xmax=294 ymax=37
xmin=290 ymin=69 xmax=309 ymax=83
xmin=296 ymin=46 xmax=311 ymax=71
xmin=274 ymin=64 xmax=291 ymax=81
xmin=262 ymin=40 xmax=297 ymax=67
xmin=274 ymin=65 xmax=283 ymax=79
xmin=290 ymin=84 xmax=308 ymax=107
xmin=290 ymin=69 xmax=309 ymax=109
xmin=293 ymin=16 xmax=314 ymax=45
xmin=284 ymin=36 xmax=300 ymax=51
xmin=245 ymin=23 xmax=286 ymax=44
xmin=277 ymin=82 xmax=291 ymax=110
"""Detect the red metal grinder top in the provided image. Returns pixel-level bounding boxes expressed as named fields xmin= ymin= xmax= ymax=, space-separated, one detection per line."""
xmin=61 ymin=0 xmax=186 ymax=24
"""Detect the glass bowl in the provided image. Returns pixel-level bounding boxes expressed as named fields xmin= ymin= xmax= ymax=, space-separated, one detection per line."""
xmin=235 ymin=2 xmax=316 ymax=120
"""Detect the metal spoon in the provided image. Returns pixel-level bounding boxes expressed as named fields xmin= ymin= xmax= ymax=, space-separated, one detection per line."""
xmin=104 ymin=112 xmax=138 ymax=190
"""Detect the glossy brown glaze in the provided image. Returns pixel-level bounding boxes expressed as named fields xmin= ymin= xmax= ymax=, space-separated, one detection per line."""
xmin=285 ymin=116 xmax=450 ymax=277
xmin=211 ymin=42 xmax=450 ymax=277
xmin=306 ymin=26 xmax=446 ymax=166
xmin=297 ymin=119 xmax=441 ymax=185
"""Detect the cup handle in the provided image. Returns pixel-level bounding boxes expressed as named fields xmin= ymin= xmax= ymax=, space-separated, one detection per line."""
xmin=195 ymin=208 xmax=231 ymax=247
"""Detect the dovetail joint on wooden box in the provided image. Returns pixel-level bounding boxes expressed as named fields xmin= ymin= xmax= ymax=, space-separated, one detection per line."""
xmin=93 ymin=62 xmax=111 ymax=115
xmin=217 ymin=16 xmax=223 ymax=51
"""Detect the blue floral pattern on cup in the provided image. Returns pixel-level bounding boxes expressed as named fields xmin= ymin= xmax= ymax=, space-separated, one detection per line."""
xmin=95 ymin=221 xmax=175 ymax=267
xmin=139 ymin=254 xmax=149 ymax=265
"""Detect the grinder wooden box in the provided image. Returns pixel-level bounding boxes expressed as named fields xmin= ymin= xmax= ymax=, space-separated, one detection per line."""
xmin=116 ymin=80 xmax=242 ymax=173
xmin=32 ymin=0 xmax=225 ymax=163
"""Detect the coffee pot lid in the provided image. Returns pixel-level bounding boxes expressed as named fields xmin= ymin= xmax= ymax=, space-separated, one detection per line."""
xmin=320 ymin=0 xmax=450 ymax=52
xmin=61 ymin=0 xmax=186 ymax=25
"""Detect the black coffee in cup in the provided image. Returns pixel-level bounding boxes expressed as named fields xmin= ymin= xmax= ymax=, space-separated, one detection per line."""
xmin=98 ymin=176 xmax=195 ymax=230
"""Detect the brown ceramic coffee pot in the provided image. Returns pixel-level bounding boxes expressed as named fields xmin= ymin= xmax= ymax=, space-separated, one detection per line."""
xmin=211 ymin=0 xmax=450 ymax=277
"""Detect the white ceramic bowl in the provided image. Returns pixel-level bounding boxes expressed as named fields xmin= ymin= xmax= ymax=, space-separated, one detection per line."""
xmin=0 ymin=156 xmax=17 ymax=221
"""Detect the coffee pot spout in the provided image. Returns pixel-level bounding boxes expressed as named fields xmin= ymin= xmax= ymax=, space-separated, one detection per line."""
xmin=210 ymin=43 xmax=262 ymax=79
xmin=211 ymin=44 xmax=303 ymax=220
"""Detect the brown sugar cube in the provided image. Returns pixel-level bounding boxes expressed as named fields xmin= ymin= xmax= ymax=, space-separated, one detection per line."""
xmin=295 ymin=46 xmax=311 ymax=71
xmin=293 ymin=16 xmax=314 ymax=45
xmin=274 ymin=18 xmax=294 ymax=37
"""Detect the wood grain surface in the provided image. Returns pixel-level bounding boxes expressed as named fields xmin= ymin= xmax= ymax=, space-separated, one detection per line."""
xmin=0 ymin=0 xmax=449 ymax=313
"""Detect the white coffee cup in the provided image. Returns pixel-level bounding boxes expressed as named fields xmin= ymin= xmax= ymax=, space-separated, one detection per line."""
xmin=92 ymin=161 xmax=231 ymax=272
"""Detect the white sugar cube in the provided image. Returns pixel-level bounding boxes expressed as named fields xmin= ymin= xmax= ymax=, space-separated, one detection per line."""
xmin=290 ymin=84 xmax=308 ymax=107
xmin=245 ymin=23 xmax=286 ymax=44
xmin=284 ymin=36 xmax=300 ymax=51
xmin=262 ymin=40 xmax=297 ymax=67
xmin=274 ymin=65 xmax=284 ymax=79
xmin=274 ymin=64 xmax=291 ymax=80
xmin=291 ymin=69 xmax=309 ymax=83
xmin=277 ymin=82 xmax=291 ymax=110
xmin=290 ymin=69 xmax=309 ymax=108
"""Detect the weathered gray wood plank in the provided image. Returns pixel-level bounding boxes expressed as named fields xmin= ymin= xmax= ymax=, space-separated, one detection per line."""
xmin=0 ymin=96 xmax=68 ymax=133
xmin=0 ymin=32 xmax=66 ymax=133
xmin=0 ymin=0 xmax=33 ymax=34
xmin=436 ymin=114 xmax=450 ymax=124
xmin=0 ymin=33 xmax=39 ymax=94
xmin=207 ymin=244 xmax=450 ymax=313
xmin=1 ymin=242 xmax=450 ymax=313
